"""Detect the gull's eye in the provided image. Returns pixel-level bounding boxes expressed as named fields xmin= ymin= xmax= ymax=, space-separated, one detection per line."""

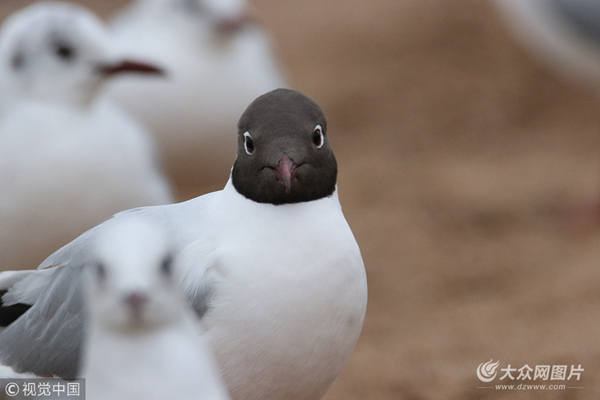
xmin=244 ymin=132 xmax=254 ymax=155
xmin=312 ymin=125 xmax=324 ymax=148
xmin=54 ymin=43 xmax=76 ymax=62
xmin=160 ymin=253 xmax=173 ymax=277
xmin=11 ymin=52 xmax=24 ymax=70
xmin=95 ymin=262 xmax=106 ymax=280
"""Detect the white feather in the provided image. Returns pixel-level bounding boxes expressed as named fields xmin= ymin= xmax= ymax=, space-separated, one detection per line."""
xmin=0 ymin=2 xmax=173 ymax=271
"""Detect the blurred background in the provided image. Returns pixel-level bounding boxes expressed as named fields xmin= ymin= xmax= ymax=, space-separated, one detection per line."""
xmin=2 ymin=0 xmax=600 ymax=398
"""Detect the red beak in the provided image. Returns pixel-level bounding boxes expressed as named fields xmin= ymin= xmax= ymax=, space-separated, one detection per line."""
xmin=273 ymin=154 xmax=298 ymax=194
xmin=97 ymin=60 xmax=165 ymax=77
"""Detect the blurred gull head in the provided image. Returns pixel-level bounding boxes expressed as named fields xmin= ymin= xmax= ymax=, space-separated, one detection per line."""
xmin=129 ymin=0 xmax=251 ymax=37
xmin=87 ymin=218 xmax=184 ymax=333
xmin=0 ymin=1 xmax=164 ymax=106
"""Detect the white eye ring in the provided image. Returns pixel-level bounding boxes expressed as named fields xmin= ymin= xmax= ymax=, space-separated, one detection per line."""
xmin=243 ymin=131 xmax=254 ymax=155
xmin=312 ymin=125 xmax=324 ymax=149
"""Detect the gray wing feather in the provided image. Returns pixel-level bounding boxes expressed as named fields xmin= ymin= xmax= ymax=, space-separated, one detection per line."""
xmin=0 ymin=266 xmax=85 ymax=378
xmin=186 ymin=266 xmax=217 ymax=319
xmin=176 ymin=239 xmax=221 ymax=320
xmin=0 ymin=209 xmax=160 ymax=377
xmin=0 ymin=192 xmax=219 ymax=377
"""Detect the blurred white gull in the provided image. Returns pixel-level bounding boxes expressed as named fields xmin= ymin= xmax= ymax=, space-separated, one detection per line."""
xmin=494 ymin=0 xmax=600 ymax=89
xmin=0 ymin=2 xmax=173 ymax=271
xmin=82 ymin=217 xmax=230 ymax=400
xmin=108 ymin=0 xmax=288 ymax=186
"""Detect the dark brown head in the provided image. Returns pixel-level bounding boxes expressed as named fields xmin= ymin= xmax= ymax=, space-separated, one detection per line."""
xmin=232 ymin=89 xmax=337 ymax=205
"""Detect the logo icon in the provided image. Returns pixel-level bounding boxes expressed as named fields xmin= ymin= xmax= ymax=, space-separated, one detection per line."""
xmin=477 ymin=359 xmax=500 ymax=382
xmin=4 ymin=382 xmax=19 ymax=397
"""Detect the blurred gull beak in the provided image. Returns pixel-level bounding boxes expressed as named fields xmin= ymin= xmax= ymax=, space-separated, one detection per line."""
xmin=97 ymin=60 xmax=165 ymax=77
xmin=215 ymin=13 xmax=252 ymax=34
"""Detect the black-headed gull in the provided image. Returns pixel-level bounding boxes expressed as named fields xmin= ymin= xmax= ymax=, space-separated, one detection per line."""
xmin=0 ymin=89 xmax=367 ymax=400
xmin=82 ymin=217 xmax=230 ymax=400
xmin=107 ymin=0 xmax=288 ymax=185
xmin=0 ymin=2 xmax=173 ymax=271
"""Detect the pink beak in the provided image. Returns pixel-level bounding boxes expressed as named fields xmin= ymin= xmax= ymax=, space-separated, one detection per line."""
xmin=125 ymin=291 xmax=148 ymax=317
xmin=273 ymin=154 xmax=298 ymax=194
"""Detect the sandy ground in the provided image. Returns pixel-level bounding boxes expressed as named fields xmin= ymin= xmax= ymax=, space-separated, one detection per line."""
xmin=2 ymin=0 xmax=600 ymax=399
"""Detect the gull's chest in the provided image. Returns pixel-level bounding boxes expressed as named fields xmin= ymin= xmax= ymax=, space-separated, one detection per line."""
xmin=212 ymin=201 xmax=363 ymax=313
xmin=202 ymin=199 xmax=367 ymax=400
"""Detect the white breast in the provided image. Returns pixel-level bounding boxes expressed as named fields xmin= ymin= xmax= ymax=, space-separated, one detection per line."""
xmin=0 ymin=99 xmax=172 ymax=271
xmin=200 ymin=184 xmax=367 ymax=400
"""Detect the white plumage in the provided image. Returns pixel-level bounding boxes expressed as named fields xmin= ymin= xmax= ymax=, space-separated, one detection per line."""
xmin=0 ymin=2 xmax=173 ymax=271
